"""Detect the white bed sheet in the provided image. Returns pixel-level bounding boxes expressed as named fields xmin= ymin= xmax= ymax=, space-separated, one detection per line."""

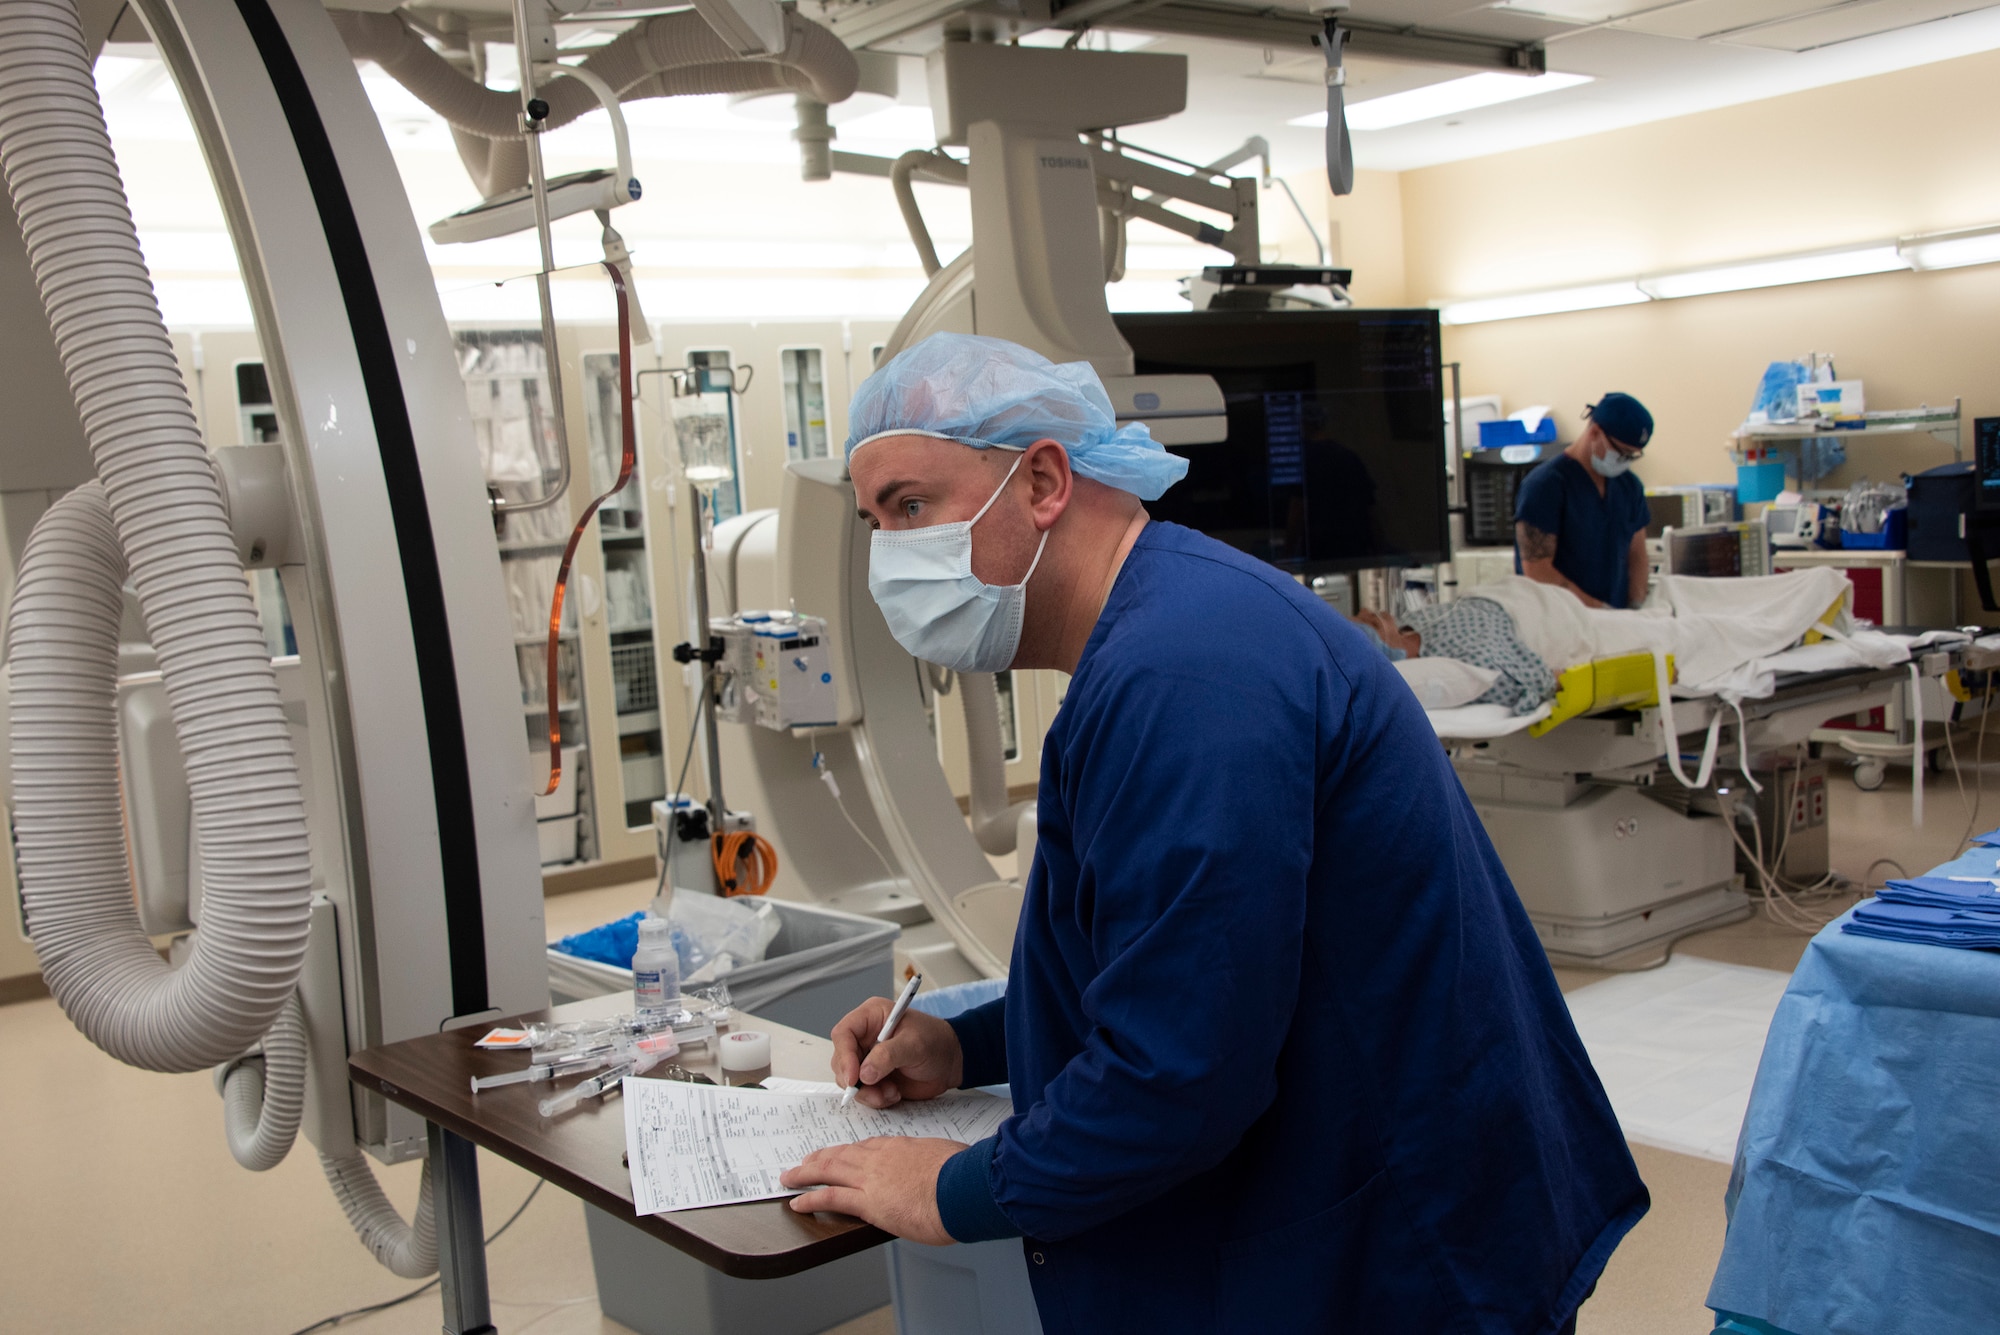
xmin=1425 ymin=701 xmax=1551 ymax=739
xmin=1693 ymin=630 xmax=1911 ymax=700
xmin=1417 ymin=578 xmax=1955 ymax=738
xmin=1466 ymin=570 xmax=1857 ymax=694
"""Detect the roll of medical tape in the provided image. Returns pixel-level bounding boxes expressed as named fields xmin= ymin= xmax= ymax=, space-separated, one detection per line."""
xmin=719 ymin=1029 xmax=772 ymax=1071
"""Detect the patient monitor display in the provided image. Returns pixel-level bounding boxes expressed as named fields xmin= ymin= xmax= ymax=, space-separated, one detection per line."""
xmin=1117 ymin=310 xmax=1447 ymax=575
xmin=1665 ymin=522 xmax=1772 ymax=579
xmin=1975 ymin=416 xmax=2000 ymax=511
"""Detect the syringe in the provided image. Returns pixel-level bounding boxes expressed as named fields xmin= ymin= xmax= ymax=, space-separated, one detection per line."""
xmin=476 ymin=1031 xmax=679 ymax=1095
xmin=526 ymin=1009 xmax=720 ymax=1062
xmin=537 ymin=1041 xmax=672 ymax=1119
xmin=470 ymin=1046 xmax=617 ymax=1094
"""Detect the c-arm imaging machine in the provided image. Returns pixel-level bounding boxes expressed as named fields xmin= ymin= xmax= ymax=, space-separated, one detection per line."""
xmin=0 ymin=0 xmax=1287 ymax=1297
xmin=698 ymin=38 xmax=1264 ymax=983
xmin=1 ymin=0 xmax=564 ymax=1277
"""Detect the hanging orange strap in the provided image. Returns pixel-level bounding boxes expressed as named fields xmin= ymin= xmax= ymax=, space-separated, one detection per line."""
xmin=538 ymin=262 xmax=637 ymax=797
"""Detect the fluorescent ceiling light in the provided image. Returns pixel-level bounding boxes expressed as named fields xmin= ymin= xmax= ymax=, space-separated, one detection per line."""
xmin=1017 ymin=28 xmax=1155 ymax=51
xmin=1289 ymin=71 xmax=1593 ymax=132
xmin=1439 ymin=221 xmax=2000 ymax=324
xmin=1440 ymin=281 xmax=1648 ymax=325
xmin=1640 ymin=246 xmax=1903 ymax=299
xmin=1899 ymin=224 xmax=2000 ymax=271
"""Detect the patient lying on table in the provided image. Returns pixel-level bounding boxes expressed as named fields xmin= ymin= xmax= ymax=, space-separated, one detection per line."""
xmin=1351 ymin=566 xmax=1866 ymax=716
xmin=1353 ymin=602 xmax=1555 ymax=716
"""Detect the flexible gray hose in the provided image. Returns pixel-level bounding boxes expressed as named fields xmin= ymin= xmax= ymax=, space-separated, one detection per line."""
xmin=0 ymin=0 xmax=312 ymax=1074
xmin=221 ymin=991 xmax=306 ymax=1171
xmin=319 ymin=1151 xmax=439 ymax=1280
xmin=334 ymin=9 xmax=858 ymax=197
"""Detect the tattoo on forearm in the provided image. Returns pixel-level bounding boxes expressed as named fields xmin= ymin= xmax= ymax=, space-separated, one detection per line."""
xmin=1518 ymin=523 xmax=1557 ymax=561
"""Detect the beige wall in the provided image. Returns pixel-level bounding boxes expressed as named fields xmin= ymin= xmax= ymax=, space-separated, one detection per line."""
xmin=1398 ymin=46 xmax=2000 ymax=488
xmin=1293 ymin=168 xmax=1408 ymax=307
xmin=1436 ymin=266 xmax=2000 ymax=489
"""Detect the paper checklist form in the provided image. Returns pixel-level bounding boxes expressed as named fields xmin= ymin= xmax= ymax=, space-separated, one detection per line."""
xmin=623 ymin=1078 xmax=1011 ymax=1214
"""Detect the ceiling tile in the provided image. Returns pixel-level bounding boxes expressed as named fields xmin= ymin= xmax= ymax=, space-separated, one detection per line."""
xmin=1624 ymin=1 xmax=1836 ymax=41
xmin=1718 ymin=0 xmax=2000 ymax=51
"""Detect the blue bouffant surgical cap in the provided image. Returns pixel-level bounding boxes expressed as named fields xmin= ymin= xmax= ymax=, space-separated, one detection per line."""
xmin=844 ymin=332 xmax=1189 ymax=502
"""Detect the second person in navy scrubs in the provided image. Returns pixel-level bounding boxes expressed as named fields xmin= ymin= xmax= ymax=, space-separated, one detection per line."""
xmin=1514 ymin=392 xmax=1655 ymax=608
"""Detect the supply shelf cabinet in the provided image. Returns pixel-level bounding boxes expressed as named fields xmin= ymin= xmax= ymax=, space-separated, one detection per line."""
xmin=456 ymin=328 xmax=606 ymax=869
xmin=1729 ymin=400 xmax=1961 ymax=499
xmin=459 ymin=319 xmax=901 ymax=887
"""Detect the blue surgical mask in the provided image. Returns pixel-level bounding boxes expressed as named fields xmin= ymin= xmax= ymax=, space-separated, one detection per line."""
xmin=1353 ymin=621 xmax=1407 ymax=662
xmin=867 ymin=452 xmax=1048 ymax=673
xmin=1591 ymin=444 xmax=1636 ymax=478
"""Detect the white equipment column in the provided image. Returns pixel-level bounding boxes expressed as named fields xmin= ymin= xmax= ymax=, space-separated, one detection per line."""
xmin=138 ymin=0 xmax=546 ymax=1159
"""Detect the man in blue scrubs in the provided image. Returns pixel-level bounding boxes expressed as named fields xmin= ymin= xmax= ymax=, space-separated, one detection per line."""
xmin=782 ymin=334 xmax=1647 ymax=1333
xmin=1514 ymin=393 xmax=1654 ymax=608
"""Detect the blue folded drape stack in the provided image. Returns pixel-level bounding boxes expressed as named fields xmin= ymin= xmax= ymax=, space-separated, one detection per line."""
xmin=1843 ymin=875 xmax=2000 ymax=949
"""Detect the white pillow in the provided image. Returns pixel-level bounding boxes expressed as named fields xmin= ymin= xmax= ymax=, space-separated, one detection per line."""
xmin=1392 ymin=656 xmax=1500 ymax=711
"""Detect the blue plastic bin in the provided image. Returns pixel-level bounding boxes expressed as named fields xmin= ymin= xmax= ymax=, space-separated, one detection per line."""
xmin=1737 ymin=459 xmax=1786 ymax=504
xmin=1838 ymin=506 xmax=1906 ymax=550
xmin=888 ymin=979 xmax=1043 ymax=1335
xmin=1478 ymin=417 xmax=1558 ymax=449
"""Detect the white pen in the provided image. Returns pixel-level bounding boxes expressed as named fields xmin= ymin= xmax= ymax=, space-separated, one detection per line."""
xmin=842 ymin=971 xmax=923 ymax=1109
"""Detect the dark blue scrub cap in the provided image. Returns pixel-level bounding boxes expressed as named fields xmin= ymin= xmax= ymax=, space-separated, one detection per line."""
xmin=1587 ymin=392 xmax=1653 ymax=450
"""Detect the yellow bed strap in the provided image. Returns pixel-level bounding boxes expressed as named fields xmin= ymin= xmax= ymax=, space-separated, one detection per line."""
xmin=1800 ymin=589 xmax=1849 ymax=646
xmin=1529 ymin=651 xmax=1674 ymax=737
xmin=1528 ymin=586 xmax=1848 ymax=737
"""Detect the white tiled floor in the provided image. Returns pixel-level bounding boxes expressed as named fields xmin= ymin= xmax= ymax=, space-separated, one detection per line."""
xmin=0 ymin=760 xmax=1971 ymax=1333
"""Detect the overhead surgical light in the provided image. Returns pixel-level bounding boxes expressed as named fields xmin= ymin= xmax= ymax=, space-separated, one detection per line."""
xmin=428 ymin=64 xmax=638 ymax=245
xmin=1289 ymin=70 xmax=1592 ymax=131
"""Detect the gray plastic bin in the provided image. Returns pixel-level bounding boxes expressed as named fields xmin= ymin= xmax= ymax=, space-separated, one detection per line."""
xmin=585 ymin=1205 xmax=889 ymax=1335
xmin=546 ymin=895 xmax=901 ymax=1036
xmin=555 ymin=896 xmax=902 ymax=1335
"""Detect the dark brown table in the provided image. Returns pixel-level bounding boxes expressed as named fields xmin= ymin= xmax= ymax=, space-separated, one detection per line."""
xmin=349 ymin=992 xmax=889 ymax=1335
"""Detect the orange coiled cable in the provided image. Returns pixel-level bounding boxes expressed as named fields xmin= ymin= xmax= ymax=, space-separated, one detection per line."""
xmin=538 ymin=261 xmax=637 ymax=797
xmin=712 ymin=830 xmax=779 ymax=897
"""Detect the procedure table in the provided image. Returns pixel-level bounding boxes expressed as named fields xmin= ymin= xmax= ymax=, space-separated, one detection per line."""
xmin=1706 ymin=847 xmax=2000 ymax=1335
xmin=348 ymin=992 xmax=889 ymax=1335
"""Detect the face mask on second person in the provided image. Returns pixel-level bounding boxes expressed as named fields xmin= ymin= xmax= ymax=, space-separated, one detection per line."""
xmin=1591 ymin=437 xmax=1637 ymax=478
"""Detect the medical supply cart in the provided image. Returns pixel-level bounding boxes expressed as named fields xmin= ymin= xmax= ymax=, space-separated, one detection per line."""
xmin=1770 ymin=548 xmax=1981 ymax=787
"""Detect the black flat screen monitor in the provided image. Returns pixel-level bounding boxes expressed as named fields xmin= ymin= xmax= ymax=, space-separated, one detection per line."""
xmin=1976 ymin=416 xmax=2000 ymax=512
xmin=1116 ymin=310 xmax=1446 ymax=575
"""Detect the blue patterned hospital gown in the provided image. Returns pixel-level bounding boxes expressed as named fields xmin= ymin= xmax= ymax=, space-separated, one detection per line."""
xmin=1402 ymin=597 xmax=1555 ymax=715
